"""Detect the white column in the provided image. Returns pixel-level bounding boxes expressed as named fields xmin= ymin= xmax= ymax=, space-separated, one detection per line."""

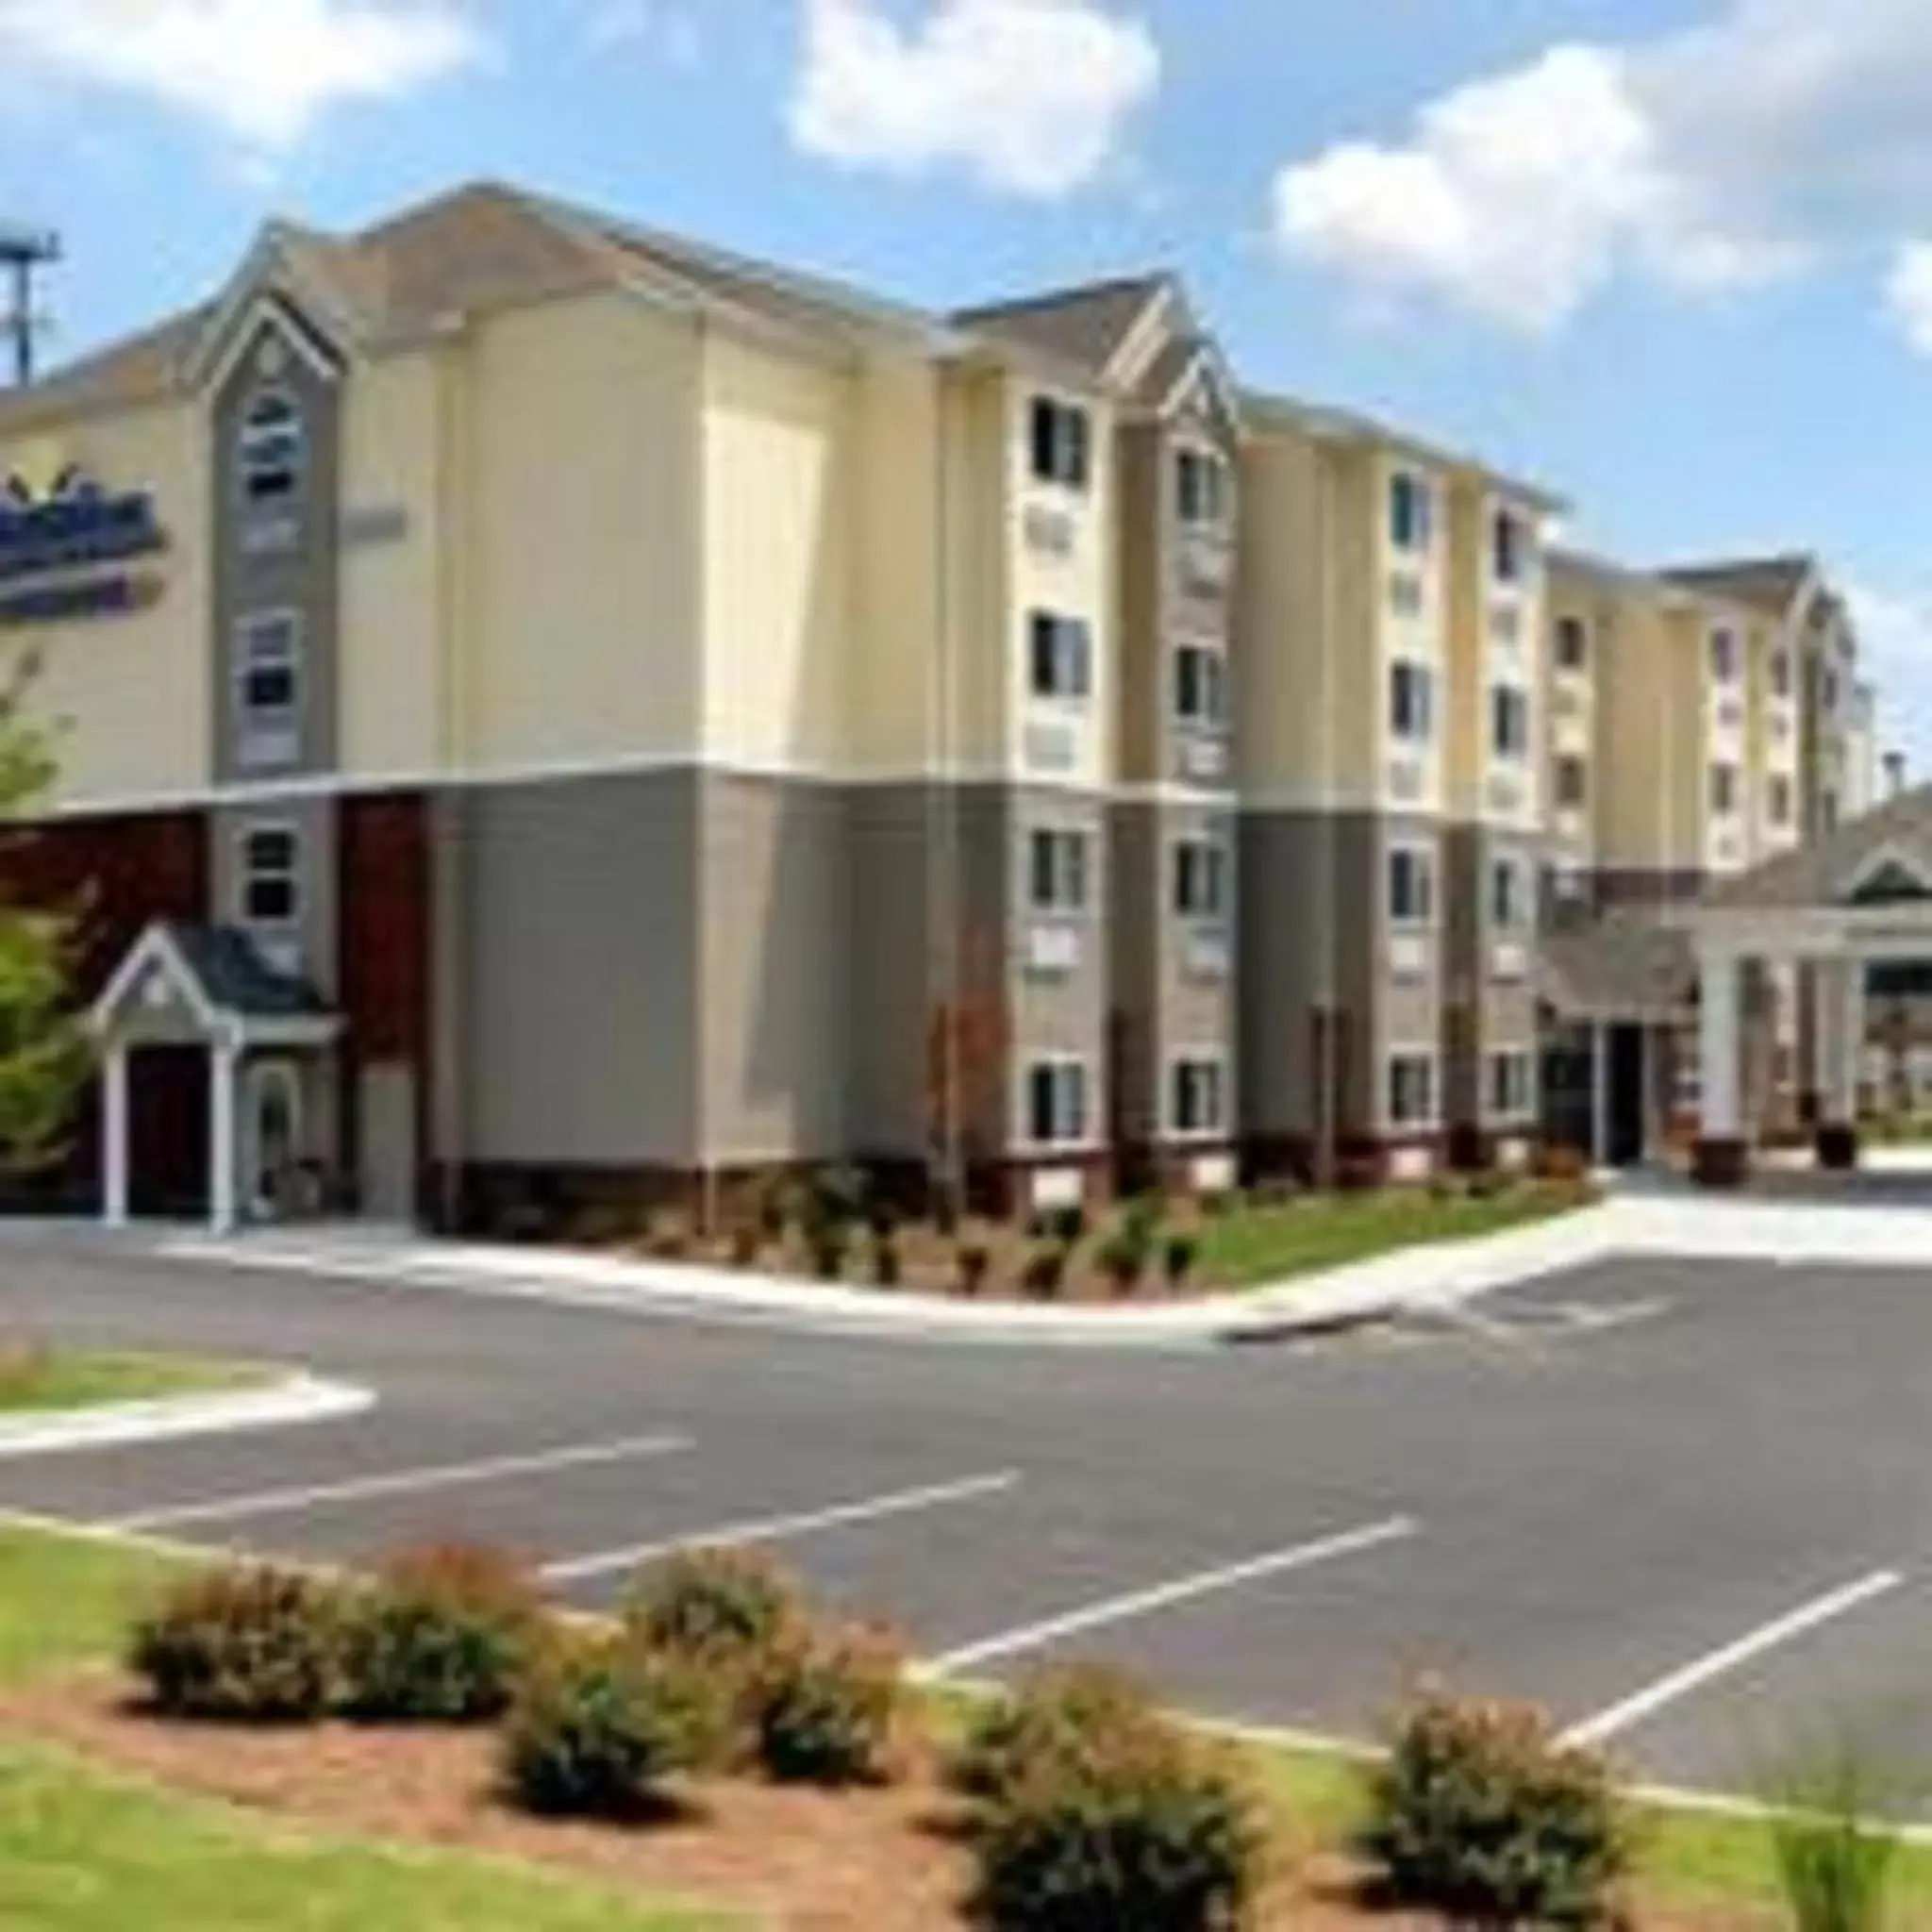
xmin=1699 ymin=949 xmax=1742 ymax=1142
xmin=209 ymin=1039 xmax=239 ymax=1238
xmin=101 ymin=1042 xmax=129 ymax=1228
xmin=1832 ymin=958 xmax=1865 ymax=1125
xmin=1591 ymin=1022 xmax=1611 ymax=1168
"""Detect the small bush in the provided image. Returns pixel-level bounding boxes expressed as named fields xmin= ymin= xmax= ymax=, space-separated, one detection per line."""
xmin=502 ymin=1636 xmax=704 ymax=1821
xmin=727 ymin=1222 xmax=763 ymax=1268
xmin=1098 ymin=1229 xmax=1148 ymax=1297
xmin=1359 ymin=1686 xmax=1629 ymax=1929
xmin=752 ymin=1624 xmax=905 ymax=1787
xmin=958 ymin=1241 xmax=992 ymax=1297
xmin=1163 ymin=1234 xmax=1198 ymax=1290
xmin=625 ymin=1548 xmax=804 ymax=1664
xmin=130 ymin=1564 xmax=347 ymax=1724
xmin=340 ymin=1543 xmax=541 ymax=1724
xmin=1049 ymin=1205 xmax=1089 ymax=1245
xmin=958 ymin=1672 xmax=1264 ymax=1932
xmin=1022 ymin=1241 xmax=1071 ymax=1301
xmin=1536 ymin=1142 xmax=1591 ymax=1185
xmin=808 ymin=1224 xmax=849 ymax=1281
xmin=871 ymin=1231 xmax=903 ymax=1289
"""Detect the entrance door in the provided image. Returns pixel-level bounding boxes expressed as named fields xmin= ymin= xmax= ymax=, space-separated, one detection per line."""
xmin=243 ymin=1060 xmax=303 ymax=1223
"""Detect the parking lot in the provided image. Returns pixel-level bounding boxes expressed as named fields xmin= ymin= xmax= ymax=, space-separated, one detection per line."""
xmin=4 ymin=1230 xmax=1931 ymax=1800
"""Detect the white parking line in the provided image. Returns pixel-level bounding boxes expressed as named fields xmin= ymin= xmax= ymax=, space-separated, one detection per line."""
xmin=925 ymin=1514 xmax=1418 ymax=1676
xmin=541 ymin=1469 xmax=1022 ymax=1583
xmin=1562 ymin=1568 xmax=1907 ymax=1749
xmin=104 ymin=1432 xmax=694 ymax=1532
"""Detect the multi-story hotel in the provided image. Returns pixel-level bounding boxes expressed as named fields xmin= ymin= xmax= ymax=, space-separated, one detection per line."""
xmin=0 ymin=179 xmax=1889 ymax=1231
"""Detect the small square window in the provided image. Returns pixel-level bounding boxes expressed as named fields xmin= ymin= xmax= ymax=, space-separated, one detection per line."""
xmin=1027 ymin=1060 xmax=1089 ymax=1147
xmin=1170 ymin=1058 xmax=1227 ymax=1138
xmin=1709 ymin=627 xmax=1740 ymax=685
xmin=1488 ymin=1051 xmax=1535 ymax=1119
xmin=1493 ymin=509 xmax=1528 ymax=585
xmin=1555 ymin=615 xmax=1589 ymax=672
xmin=241 ymin=824 xmax=300 ymax=926
xmin=1027 ymin=827 xmax=1090 ymax=916
xmin=1390 ymin=471 xmax=1432 ymax=554
xmin=1174 ymin=644 xmax=1226 ymax=728
xmin=1029 ymin=396 xmax=1091 ymax=491
xmin=1389 ymin=1053 xmax=1437 ymax=1128
xmin=1491 ymin=684 xmax=1531 ymax=761
xmin=1390 ymin=659 xmax=1433 ymax=742
xmin=1388 ymin=844 xmax=1436 ymax=925
xmin=1028 ymin=611 xmax=1092 ymax=700
xmin=1491 ymin=856 xmax=1527 ymax=930
xmin=1555 ymin=755 xmax=1589 ymax=810
xmin=1175 ymin=448 xmax=1228 ymax=527
xmin=1174 ymin=838 xmax=1230 ymax=921
xmin=1710 ymin=761 xmax=1740 ymax=817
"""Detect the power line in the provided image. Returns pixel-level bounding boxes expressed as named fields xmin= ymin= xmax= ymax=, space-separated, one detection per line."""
xmin=0 ymin=222 xmax=60 ymax=389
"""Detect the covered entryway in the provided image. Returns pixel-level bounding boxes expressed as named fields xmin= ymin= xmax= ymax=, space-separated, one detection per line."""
xmin=1681 ymin=790 xmax=1932 ymax=1186
xmin=88 ymin=922 xmax=342 ymax=1234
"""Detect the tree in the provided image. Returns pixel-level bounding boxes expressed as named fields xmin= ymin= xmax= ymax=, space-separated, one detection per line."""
xmin=0 ymin=656 xmax=90 ymax=1171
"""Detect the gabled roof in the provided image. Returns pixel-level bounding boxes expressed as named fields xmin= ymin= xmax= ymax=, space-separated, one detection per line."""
xmin=90 ymin=922 xmax=338 ymax=1047
xmin=1662 ymin=555 xmax=1818 ymax=621
xmin=1701 ymin=784 xmax=1932 ymax=911
xmin=1540 ymin=913 xmax=1695 ymax=1023
xmin=954 ymin=274 xmax=1176 ymax=378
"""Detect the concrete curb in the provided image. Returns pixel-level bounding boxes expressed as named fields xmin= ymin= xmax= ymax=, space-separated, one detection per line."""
xmin=0 ymin=1372 xmax=375 ymax=1459
xmin=153 ymin=1207 xmax=1627 ymax=1351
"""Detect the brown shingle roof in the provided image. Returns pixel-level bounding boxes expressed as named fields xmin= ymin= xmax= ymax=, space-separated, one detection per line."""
xmin=1663 ymin=555 xmax=1817 ymax=618
xmin=1540 ymin=913 xmax=1696 ymax=1022
xmin=953 ymin=274 xmax=1174 ymax=375
xmin=1701 ymin=784 xmax=1932 ymax=910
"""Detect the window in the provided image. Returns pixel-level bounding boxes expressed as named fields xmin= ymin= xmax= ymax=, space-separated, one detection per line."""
xmin=1492 ymin=508 xmax=1527 ymax=585
xmin=1388 ymin=843 xmax=1436 ymax=926
xmin=1174 ymin=837 xmax=1230 ymax=921
xmin=1555 ymin=615 xmax=1590 ymax=672
xmin=1771 ymin=650 xmax=1792 ymax=699
xmin=236 ymin=611 xmax=300 ymax=741
xmin=1822 ymin=790 xmax=1840 ymax=834
xmin=1389 ymin=659 xmax=1434 ymax=741
xmin=1029 ymin=395 xmax=1091 ymax=491
xmin=240 ymin=824 xmax=299 ymax=927
xmin=1491 ymin=684 xmax=1531 ymax=761
xmin=1709 ymin=627 xmax=1740 ymax=685
xmin=1491 ymin=855 xmax=1528 ymax=931
xmin=1026 ymin=1059 xmax=1089 ymax=1147
xmin=1710 ymin=761 xmax=1740 ymax=817
xmin=1027 ymin=827 xmax=1089 ymax=916
xmin=1488 ymin=1051 xmax=1536 ymax=1119
xmin=1028 ymin=611 xmax=1092 ymax=700
xmin=1389 ymin=1053 xmax=1437 ymax=1128
xmin=1388 ymin=571 xmax=1424 ymax=618
xmin=1174 ymin=448 xmax=1228 ymax=527
xmin=1170 ymin=1057 xmax=1227 ymax=1138
xmin=239 ymin=389 xmax=304 ymax=505
xmin=1822 ymin=666 xmax=1840 ymax=712
xmin=1174 ymin=644 xmax=1226 ymax=728
xmin=1555 ymin=755 xmax=1589 ymax=810
xmin=1389 ymin=470 xmax=1431 ymax=553
xmin=1769 ymin=775 xmax=1793 ymax=827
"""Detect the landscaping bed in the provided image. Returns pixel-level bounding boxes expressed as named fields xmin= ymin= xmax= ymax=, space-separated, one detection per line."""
xmin=0 ymin=1346 xmax=271 ymax=1417
xmin=0 ymin=1520 xmax=1914 ymax=1932
xmin=605 ymin=1168 xmax=1597 ymax=1305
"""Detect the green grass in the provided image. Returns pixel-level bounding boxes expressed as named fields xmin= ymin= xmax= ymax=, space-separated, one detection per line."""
xmin=0 ymin=1351 xmax=270 ymax=1417
xmin=0 ymin=1742 xmax=735 ymax=1932
xmin=0 ymin=1524 xmax=184 ymax=1690
xmin=1199 ymin=1182 xmax=1591 ymax=1291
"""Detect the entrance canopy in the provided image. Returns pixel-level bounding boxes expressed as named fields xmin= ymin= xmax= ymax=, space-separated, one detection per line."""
xmin=88 ymin=922 xmax=341 ymax=1232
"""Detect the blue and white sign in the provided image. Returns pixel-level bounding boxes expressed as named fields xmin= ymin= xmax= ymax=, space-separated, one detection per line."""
xmin=0 ymin=466 xmax=166 ymax=626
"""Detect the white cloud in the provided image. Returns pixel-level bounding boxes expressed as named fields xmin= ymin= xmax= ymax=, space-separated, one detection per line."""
xmin=1273 ymin=0 xmax=1932 ymax=336
xmin=789 ymin=0 xmax=1160 ymax=199
xmin=0 ymin=0 xmax=485 ymax=152
xmin=1885 ymin=242 xmax=1932 ymax=357
xmin=1847 ymin=581 xmax=1930 ymax=770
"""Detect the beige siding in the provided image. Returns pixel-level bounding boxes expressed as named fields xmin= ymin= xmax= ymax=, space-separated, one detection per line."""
xmin=462 ymin=291 xmax=703 ymax=775
xmin=0 ymin=401 xmax=210 ymax=808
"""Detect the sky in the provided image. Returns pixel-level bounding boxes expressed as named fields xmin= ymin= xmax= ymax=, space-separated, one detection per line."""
xmin=1 ymin=0 xmax=1929 ymax=765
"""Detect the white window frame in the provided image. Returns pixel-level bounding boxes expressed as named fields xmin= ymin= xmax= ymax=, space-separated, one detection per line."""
xmin=1173 ymin=641 xmax=1227 ymax=730
xmin=1168 ymin=1053 xmax=1228 ymax=1141
xmin=1491 ymin=683 xmax=1531 ymax=762
xmin=1487 ymin=1049 xmax=1537 ymax=1121
xmin=1490 ymin=853 xmax=1530 ymax=932
xmin=1554 ymin=614 xmax=1590 ymax=672
xmin=1028 ymin=394 xmax=1091 ymax=492
xmin=1709 ymin=626 xmax=1740 ymax=686
xmin=1389 ymin=658 xmax=1434 ymax=743
xmin=1710 ymin=760 xmax=1740 ymax=819
xmin=1387 ymin=840 xmax=1438 ymax=928
xmin=1173 ymin=835 xmax=1230 ymax=923
xmin=1028 ymin=609 xmax=1093 ymax=703
xmin=234 ymin=608 xmax=303 ymax=762
xmin=238 ymin=386 xmax=305 ymax=506
xmin=1026 ymin=824 xmax=1091 ymax=917
xmin=1024 ymin=1056 xmax=1091 ymax=1150
xmin=1174 ymin=444 xmax=1229 ymax=529
xmin=1388 ymin=1051 xmax=1439 ymax=1130
xmin=1492 ymin=508 xmax=1528 ymax=586
xmin=238 ymin=820 xmax=301 ymax=931
xmin=1389 ymin=469 xmax=1432 ymax=555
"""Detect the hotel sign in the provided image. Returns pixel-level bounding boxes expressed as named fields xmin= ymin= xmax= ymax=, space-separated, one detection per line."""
xmin=0 ymin=467 xmax=167 ymax=626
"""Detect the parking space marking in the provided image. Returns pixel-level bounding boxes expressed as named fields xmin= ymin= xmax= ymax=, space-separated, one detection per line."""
xmin=541 ymin=1470 xmax=1023 ymax=1584
xmin=925 ymin=1514 xmax=1418 ymax=1676
xmin=103 ymin=1432 xmax=694 ymax=1532
xmin=1562 ymin=1568 xmax=1907 ymax=1749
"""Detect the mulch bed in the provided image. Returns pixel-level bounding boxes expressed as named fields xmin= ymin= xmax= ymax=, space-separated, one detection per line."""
xmin=1 ymin=1672 xmax=1774 ymax=1931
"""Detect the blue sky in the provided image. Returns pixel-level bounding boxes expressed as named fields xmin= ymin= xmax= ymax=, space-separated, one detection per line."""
xmin=2 ymin=0 xmax=1928 ymax=760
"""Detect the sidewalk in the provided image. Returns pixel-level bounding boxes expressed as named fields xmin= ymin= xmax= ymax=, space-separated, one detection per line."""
xmin=153 ymin=1207 xmax=1628 ymax=1349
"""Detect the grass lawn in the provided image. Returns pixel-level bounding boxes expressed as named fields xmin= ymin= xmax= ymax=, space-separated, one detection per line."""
xmin=0 ymin=1525 xmax=736 ymax=1930
xmin=1198 ymin=1181 xmax=1591 ymax=1291
xmin=0 ymin=1350 xmax=271 ymax=1417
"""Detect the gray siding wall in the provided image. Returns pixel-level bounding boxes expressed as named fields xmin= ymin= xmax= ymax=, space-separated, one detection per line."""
xmin=1239 ymin=812 xmax=1322 ymax=1140
xmin=848 ymin=783 xmax=939 ymax=1160
xmin=1108 ymin=802 xmax=1160 ymax=1146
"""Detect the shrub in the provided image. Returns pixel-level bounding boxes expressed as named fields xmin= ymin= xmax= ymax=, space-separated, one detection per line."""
xmin=727 ymin=1221 xmax=763 ymax=1268
xmin=1764 ymin=1732 xmax=1913 ymax=1932
xmin=752 ymin=1624 xmax=905 ymax=1787
xmin=871 ymin=1231 xmax=903 ymax=1289
xmin=958 ymin=1241 xmax=992 ymax=1297
xmin=755 ymin=1174 xmax=796 ymax=1242
xmin=958 ymin=1673 xmax=1264 ymax=1932
xmin=1022 ymin=1241 xmax=1071 ymax=1301
xmin=1049 ymin=1204 xmax=1089 ymax=1245
xmin=808 ymin=1224 xmax=849 ymax=1281
xmin=1536 ymin=1142 xmax=1591 ymax=1186
xmin=130 ymin=1564 xmax=347 ymax=1724
xmin=1098 ymin=1229 xmax=1148 ymax=1297
xmin=625 ymin=1548 xmax=804 ymax=1665
xmin=804 ymin=1162 xmax=867 ymax=1239
xmin=643 ymin=1214 xmax=693 ymax=1260
xmin=502 ymin=1635 xmax=704 ymax=1821
xmin=1358 ymin=1686 xmax=1629 ymax=1929
xmin=340 ymin=1543 xmax=541 ymax=1724
xmin=1163 ymin=1234 xmax=1198 ymax=1291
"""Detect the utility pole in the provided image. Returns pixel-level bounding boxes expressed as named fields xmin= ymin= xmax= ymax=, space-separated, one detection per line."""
xmin=0 ymin=223 xmax=59 ymax=388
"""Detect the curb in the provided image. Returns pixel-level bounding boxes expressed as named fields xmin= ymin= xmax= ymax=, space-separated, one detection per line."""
xmin=0 ymin=1373 xmax=375 ymax=1459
